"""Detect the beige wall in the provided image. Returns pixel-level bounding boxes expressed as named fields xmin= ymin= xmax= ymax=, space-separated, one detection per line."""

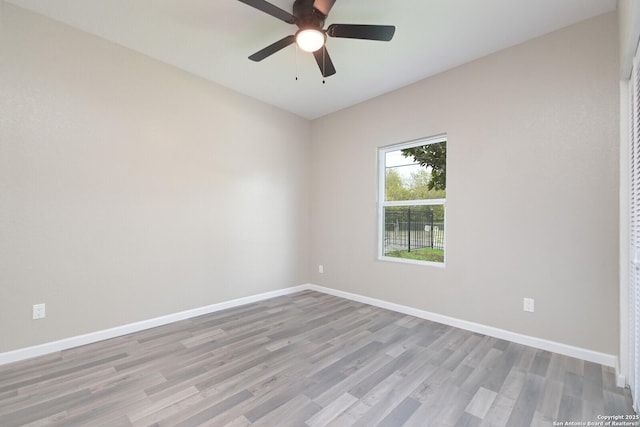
xmin=0 ymin=4 xmax=310 ymax=352
xmin=310 ymin=13 xmax=619 ymax=354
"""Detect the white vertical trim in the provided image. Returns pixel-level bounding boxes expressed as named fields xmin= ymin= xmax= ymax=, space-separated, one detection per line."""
xmin=621 ymin=78 xmax=631 ymax=389
xmin=628 ymin=43 xmax=640 ymax=411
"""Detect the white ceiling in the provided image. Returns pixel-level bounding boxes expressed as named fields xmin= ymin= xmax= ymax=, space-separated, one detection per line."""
xmin=5 ymin=0 xmax=617 ymax=119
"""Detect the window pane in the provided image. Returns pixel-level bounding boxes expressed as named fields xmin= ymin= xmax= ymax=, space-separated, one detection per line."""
xmin=383 ymin=205 xmax=445 ymax=263
xmin=384 ymin=142 xmax=446 ymax=201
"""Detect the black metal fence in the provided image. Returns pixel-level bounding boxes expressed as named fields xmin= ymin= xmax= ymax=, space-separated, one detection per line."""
xmin=384 ymin=206 xmax=445 ymax=254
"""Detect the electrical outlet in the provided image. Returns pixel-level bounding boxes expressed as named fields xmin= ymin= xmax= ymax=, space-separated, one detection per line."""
xmin=523 ymin=298 xmax=534 ymax=313
xmin=318 ymin=265 xmax=324 ymax=274
xmin=33 ymin=303 xmax=46 ymax=320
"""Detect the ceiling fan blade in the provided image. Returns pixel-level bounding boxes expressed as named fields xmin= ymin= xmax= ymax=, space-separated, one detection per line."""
xmin=312 ymin=46 xmax=336 ymax=78
xmin=237 ymin=0 xmax=296 ymax=24
xmin=313 ymin=0 xmax=337 ymax=17
xmin=327 ymin=24 xmax=395 ymax=41
xmin=249 ymin=35 xmax=296 ymax=61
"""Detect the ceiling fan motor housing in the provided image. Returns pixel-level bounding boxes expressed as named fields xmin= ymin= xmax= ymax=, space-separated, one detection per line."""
xmin=293 ymin=0 xmax=326 ymax=29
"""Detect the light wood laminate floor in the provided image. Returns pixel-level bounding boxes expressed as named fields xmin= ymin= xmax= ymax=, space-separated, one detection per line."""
xmin=0 ymin=290 xmax=635 ymax=426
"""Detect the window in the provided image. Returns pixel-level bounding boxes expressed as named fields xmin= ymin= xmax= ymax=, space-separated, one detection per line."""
xmin=378 ymin=135 xmax=446 ymax=266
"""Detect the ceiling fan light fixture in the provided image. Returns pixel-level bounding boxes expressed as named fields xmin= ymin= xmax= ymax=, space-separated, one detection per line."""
xmin=295 ymin=28 xmax=325 ymax=52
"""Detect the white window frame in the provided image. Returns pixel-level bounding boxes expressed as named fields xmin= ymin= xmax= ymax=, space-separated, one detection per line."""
xmin=377 ymin=134 xmax=447 ymax=267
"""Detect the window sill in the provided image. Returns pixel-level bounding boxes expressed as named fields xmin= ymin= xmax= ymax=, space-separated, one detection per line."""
xmin=378 ymin=255 xmax=446 ymax=268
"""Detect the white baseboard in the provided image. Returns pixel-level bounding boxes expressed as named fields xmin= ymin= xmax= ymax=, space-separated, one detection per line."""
xmin=0 ymin=285 xmax=307 ymax=366
xmin=0 ymin=283 xmax=620 ymax=377
xmin=304 ymin=284 xmax=619 ymax=369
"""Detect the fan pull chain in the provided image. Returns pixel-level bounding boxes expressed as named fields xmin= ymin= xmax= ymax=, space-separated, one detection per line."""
xmin=295 ymin=44 xmax=299 ymax=81
xmin=322 ymin=46 xmax=326 ymax=84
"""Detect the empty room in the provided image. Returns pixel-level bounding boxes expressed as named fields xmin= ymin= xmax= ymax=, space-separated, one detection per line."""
xmin=1 ymin=0 xmax=639 ymax=425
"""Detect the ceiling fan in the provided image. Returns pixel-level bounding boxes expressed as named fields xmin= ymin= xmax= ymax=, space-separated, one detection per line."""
xmin=237 ymin=0 xmax=396 ymax=78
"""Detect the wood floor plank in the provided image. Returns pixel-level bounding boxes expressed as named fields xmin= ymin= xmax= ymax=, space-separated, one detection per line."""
xmin=482 ymin=394 xmax=516 ymax=427
xmin=306 ymin=392 xmax=358 ymax=427
xmin=0 ymin=290 xmax=635 ymax=426
xmin=311 ymin=350 xmax=394 ymax=408
xmin=536 ymin=378 xmax=563 ymax=420
xmin=376 ymin=396 xmax=421 ymax=427
xmin=465 ymin=387 xmax=498 ymax=419
xmin=505 ymin=373 xmax=545 ymax=426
